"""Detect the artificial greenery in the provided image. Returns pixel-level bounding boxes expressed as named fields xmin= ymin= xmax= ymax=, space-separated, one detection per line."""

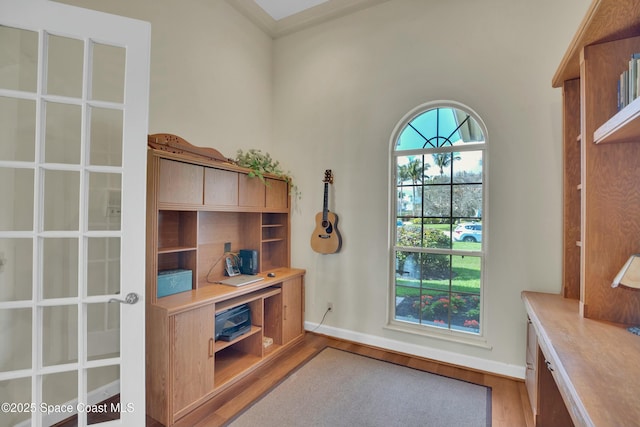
xmin=235 ymin=149 xmax=300 ymax=199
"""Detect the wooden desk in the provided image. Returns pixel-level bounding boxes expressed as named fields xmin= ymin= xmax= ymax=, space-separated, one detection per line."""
xmin=522 ymin=291 xmax=640 ymax=427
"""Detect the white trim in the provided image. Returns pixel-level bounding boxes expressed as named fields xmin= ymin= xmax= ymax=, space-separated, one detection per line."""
xmin=306 ymin=322 xmax=525 ymax=379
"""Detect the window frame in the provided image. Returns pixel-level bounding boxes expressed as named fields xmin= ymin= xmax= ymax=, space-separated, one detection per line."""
xmin=387 ymin=100 xmax=489 ymax=347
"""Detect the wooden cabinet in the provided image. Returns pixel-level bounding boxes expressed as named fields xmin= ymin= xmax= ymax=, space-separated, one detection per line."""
xmin=172 ymin=305 xmax=215 ymax=417
xmin=281 ymin=276 xmax=304 ymax=344
xmin=523 ymin=2 xmax=640 ymax=425
xmin=522 ymin=292 xmax=640 ymax=427
xmin=524 ymin=318 xmax=538 ymax=420
xmin=524 ymin=315 xmax=574 ymax=427
xmin=556 ymin=0 xmax=640 ymax=324
xmin=204 ymin=168 xmax=238 ymax=206
xmin=146 ymin=147 xmax=303 ymax=426
xmin=157 ymin=159 xmax=203 ymax=206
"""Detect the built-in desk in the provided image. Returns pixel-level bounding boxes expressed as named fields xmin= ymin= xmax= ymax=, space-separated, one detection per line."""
xmin=522 ymin=291 xmax=640 ymax=427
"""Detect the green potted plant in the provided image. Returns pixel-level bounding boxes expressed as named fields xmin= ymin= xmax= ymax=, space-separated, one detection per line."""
xmin=235 ymin=149 xmax=300 ymax=199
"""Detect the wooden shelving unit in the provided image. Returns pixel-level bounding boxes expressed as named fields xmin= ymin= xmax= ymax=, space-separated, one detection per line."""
xmin=557 ymin=0 xmax=640 ymax=323
xmin=145 ymin=144 xmax=305 ymax=427
xmin=526 ymin=2 xmax=640 ymax=425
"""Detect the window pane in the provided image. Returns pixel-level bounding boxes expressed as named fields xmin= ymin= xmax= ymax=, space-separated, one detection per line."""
xmin=453 ymin=184 xmax=482 ymax=220
xmin=395 ymin=285 xmax=420 ymax=324
xmin=43 ymin=169 xmax=80 ymax=231
xmin=87 ymin=302 xmax=120 ymax=361
xmin=87 ymin=237 xmax=121 ymax=296
xmin=453 ymin=150 xmax=483 ymax=183
xmin=0 ymin=167 xmax=34 ymax=231
xmin=89 ymin=106 xmax=123 ymax=167
xmin=88 ymin=172 xmax=121 ymax=231
xmin=44 ymin=101 xmax=82 ymax=164
xmin=0 ymin=377 xmax=31 ymax=426
xmin=0 ymin=308 xmax=32 ymax=372
xmin=0 ymin=238 xmax=33 ymax=302
xmin=43 ymin=305 xmax=78 ymax=366
xmin=91 ymin=42 xmax=125 ymax=103
xmin=46 ymin=34 xmax=83 ymax=98
xmin=42 ymin=371 xmax=78 ymax=424
xmin=423 ymin=185 xmax=450 ymax=217
xmin=0 ymin=25 xmax=38 ymax=92
xmin=42 ymin=238 xmax=78 ymax=299
xmin=0 ymin=96 xmax=36 ymax=162
xmin=427 ymin=154 xmax=453 ymax=183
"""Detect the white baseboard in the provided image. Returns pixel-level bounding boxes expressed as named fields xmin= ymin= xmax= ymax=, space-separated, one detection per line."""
xmin=306 ymin=322 xmax=526 ymax=380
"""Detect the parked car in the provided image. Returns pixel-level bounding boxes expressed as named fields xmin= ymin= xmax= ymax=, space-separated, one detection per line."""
xmin=452 ymin=223 xmax=482 ymax=242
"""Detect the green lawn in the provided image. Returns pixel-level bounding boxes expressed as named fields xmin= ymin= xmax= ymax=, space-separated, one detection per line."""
xmin=396 ymin=241 xmax=481 ymax=296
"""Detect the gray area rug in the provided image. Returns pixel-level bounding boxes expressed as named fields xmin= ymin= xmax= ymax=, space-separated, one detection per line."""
xmin=228 ymin=347 xmax=491 ymax=427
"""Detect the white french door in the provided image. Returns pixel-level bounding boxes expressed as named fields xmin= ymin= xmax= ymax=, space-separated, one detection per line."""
xmin=0 ymin=0 xmax=149 ymax=426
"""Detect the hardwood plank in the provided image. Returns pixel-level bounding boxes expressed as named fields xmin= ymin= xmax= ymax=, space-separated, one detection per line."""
xmin=150 ymin=332 xmax=528 ymax=427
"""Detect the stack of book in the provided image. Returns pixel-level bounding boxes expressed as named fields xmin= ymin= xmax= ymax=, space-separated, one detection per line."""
xmin=618 ymin=53 xmax=640 ymax=111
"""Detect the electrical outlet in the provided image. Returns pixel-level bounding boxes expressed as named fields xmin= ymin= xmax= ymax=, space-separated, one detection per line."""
xmin=327 ymin=302 xmax=333 ymax=312
xmin=224 ymin=242 xmax=231 ymax=253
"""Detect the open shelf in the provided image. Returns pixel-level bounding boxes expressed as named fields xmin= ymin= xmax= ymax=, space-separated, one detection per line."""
xmin=214 ymin=345 xmax=262 ymax=388
xmin=594 ymin=96 xmax=640 ymax=144
xmin=214 ymin=325 xmax=262 ymax=353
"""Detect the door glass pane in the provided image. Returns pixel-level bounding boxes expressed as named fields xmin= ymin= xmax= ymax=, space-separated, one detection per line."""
xmin=90 ymin=106 xmax=123 ymax=167
xmin=0 ymin=96 xmax=36 ymax=161
xmin=87 ymin=302 xmax=120 ymax=361
xmin=0 ymin=167 xmax=34 ymax=231
xmin=42 ymin=371 xmax=78 ymax=424
xmin=42 ymin=238 xmax=78 ymax=299
xmin=0 ymin=377 xmax=31 ymax=427
xmin=0 ymin=238 xmax=33 ymax=301
xmin=46 ymin=33 xmax=83 ymax=98
xmin=43 ymin=304 xmax=78 ymax=366
xmin=88 ymin=172 xmax=121 ymax=231
xmin=43 ymin=169 xmax=80 ymax=231
xmin=87 ymin=365 xmax=121 ymax=425
xmin=0 ymin=25 xmax=38 ymax=92
xmin=87 ymin=237 xmax=120 ymax=296
xmin=44 ymin=101 xmax=82 ymax=164
xmin=0 ymin=308 xmax=32 ymax=372
xmin=91 ymin=42 xmax=125 ymax=103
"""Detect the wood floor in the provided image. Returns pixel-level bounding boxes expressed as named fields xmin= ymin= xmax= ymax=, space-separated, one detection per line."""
xmin=146 ymin=332 xmax=534 ymax=427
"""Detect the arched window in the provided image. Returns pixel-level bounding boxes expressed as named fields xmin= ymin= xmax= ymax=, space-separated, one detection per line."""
xmin=390 ymin=101 xmax=487 ymax=339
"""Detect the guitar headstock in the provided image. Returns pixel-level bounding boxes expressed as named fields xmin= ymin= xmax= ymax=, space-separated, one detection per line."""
xmin=323 ymin=169 xmax=334 ymax=184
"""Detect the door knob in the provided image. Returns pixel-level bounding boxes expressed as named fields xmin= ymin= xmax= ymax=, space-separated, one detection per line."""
xmin=109 ymin=292 xmax=140 ymax=305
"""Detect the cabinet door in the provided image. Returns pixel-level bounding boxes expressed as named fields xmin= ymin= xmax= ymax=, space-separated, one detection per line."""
xmin=525 ymin=319 xmax=538 ymax=418
xmin=158 ymin=159 xmax=203 ymax=205
xmin=265 ymin=178 xmax=288 ymax=209
xmin=239 ymin=173 xmax=265 ymax=207
xmin=172 ymin=305 xmax=215 ymax=416
xmin=282 ymin=276 xmax=303 ymax=344
xmin=204 ymin=168 xmax=238 ymax=206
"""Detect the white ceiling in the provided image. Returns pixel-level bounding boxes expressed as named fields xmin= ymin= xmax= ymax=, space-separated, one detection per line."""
xmin=253 ymin=0 xmax=330 ymax=21
xmin=228 ymin=0 xmax=390 ymax=38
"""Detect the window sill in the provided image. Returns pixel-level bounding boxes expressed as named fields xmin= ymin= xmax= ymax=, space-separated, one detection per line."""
xmin=385 ymin=319 xmax=492 ymax=350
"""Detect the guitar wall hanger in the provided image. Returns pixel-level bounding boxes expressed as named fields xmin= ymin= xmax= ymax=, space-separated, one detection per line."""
xmin=310 ymin=169 xmax=342 ymax=254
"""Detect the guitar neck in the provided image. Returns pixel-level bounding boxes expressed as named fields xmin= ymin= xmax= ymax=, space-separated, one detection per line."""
xmin=322 ymin=182 xmax=329 ymax=220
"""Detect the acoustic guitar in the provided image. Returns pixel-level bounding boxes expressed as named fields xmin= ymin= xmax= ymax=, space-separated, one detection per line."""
xmin=310 ymin=170 xmax=342 ymax=254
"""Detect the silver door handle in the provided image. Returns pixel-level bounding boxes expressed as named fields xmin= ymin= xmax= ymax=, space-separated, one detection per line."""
xmin=109 ymin=292 xmax=140 ymax=305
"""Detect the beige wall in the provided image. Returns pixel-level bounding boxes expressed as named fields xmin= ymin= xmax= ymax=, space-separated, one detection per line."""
xmin=272 ymin=0 xmax=591 ymax=374
xmin=58 ymin=0 xmax=274 ymax=156
xmin=55 ymin=0 xmax=592 ymax=375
